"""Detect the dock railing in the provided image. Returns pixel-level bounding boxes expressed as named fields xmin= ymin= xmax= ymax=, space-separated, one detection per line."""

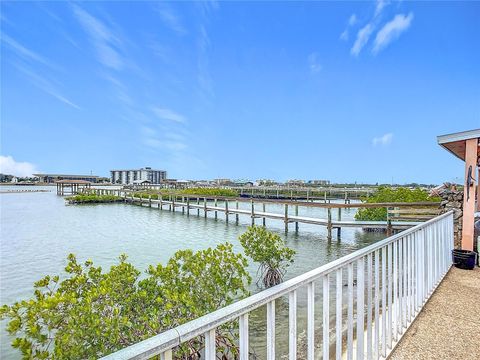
xmin=101 ymin=211 xmax=453 ymax=360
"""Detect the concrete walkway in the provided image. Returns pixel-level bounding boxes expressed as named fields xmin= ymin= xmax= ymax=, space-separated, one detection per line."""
xmin=390 ymin=266 xmax=480 ymax=360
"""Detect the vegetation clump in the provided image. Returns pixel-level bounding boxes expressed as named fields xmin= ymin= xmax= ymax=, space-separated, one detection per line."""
xmin=239 ymin=226 xmax=295 ymax=288
xmin=66 ymin=194 xmax=121 ymax=204
xmin=355 ymin=187 xmax=440 ymax=221
xmin=0 ymin=244 xmax=251 ymax=359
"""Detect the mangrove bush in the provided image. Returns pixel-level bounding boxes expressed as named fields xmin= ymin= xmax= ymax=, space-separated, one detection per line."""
xmin=239 ymin=226 xmax=295 ymax=288
xmin=0 ymin=243 xmax=251 ymax=359
xmin=355 ymin=187 xmax=440 ymax=221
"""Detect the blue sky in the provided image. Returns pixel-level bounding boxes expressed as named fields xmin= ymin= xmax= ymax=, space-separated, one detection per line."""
xmin=1 ymin=1 xmax=479 ymax=184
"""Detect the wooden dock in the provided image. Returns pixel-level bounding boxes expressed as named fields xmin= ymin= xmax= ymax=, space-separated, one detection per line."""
xmin=85 ymin=189 xmax=439 ymax=240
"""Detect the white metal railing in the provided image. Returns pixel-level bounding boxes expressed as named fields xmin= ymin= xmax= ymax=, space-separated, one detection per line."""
xmin=101 ymin=212 xmax=454 ymax=360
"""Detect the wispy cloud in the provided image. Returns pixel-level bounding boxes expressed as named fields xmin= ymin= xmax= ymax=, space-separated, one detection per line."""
xmin=2 ymin=33 xmax=57 ymax=70
xmin=372 ymin=133 xmax=393 ymax=146
xmin=151 ymin=106 xmax=186 ymax=123
xmin=0 ymin=155 xmax=39 ymax=177
xmin=72 ymin=5 xmax=124 ymax=70
xmin=351 ymin=24 xmax=374 ymax=56
xmin=375 ymin=0 xmax=390 ymax=17
xmin=307 ymin=52 xmax=322 ymax=73
xmin=347 ymin=0 xmax=396 ymax=56
xmin=155 ymin=3 xmax=186 ymax=35
xmin=14 ymin=64 xmax=80 ymax=109
xmin=340 ymin=13 xmax=358 ymax=41
xmin=140 ymin=126 xmax=187 ymax=152
xmin=373 ymin=13 xmax=414 ymax=54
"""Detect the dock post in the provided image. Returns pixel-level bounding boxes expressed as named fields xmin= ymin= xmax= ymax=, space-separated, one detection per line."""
xmin=182 ymin=196 xmax=185 ymax=214
xmin=124 ymin=191 xmax=127 ymax=203
xmin=327 ymin=207 xmax=332 ymax=240
xmin=159 ymin=194 xmax=163 ymax=209
xmin=186 ymin=197 xmax=190 ymax=216
xmin=235 ymin=200 xmax=239 ymax=224
xmin=204 ymin=198 xmax=207 ymax=218
xmin=284 ymin=204 xmax=289 ymax=233
xmin=172 ymin=196 xmax=175 ymax=212
xmin=344 ymin=191 xmax=348 ymax=204
xmin=225 ymin=200 xmax=229 ymax=222
xmin=214 ymin=198 xmax=218 ymax=220
xmin=168 ymin=195 xmax=172 ymax=211
xmin=337 ymin=207 xmax=342 ymax=238
xmin=307 ymin=190 xmax=309 ymax=202
xmin=324 ymin=191 xmax=327 ymax=203
xmin=251 ymin=199 xmax=255 ymax=225
xmin=295 ymin=205 xmax=299 ymax=232
xmin=149 ymin=195 xmax=152 ymax=207
xmin=262 ymin=203 xmax=266 ymax=226
xmin=197 ymin=197 xmax=200 ymax=216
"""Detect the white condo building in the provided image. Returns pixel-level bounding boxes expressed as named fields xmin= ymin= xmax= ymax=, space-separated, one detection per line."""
xmin=110 ymin=167 xmax=167 ymax=185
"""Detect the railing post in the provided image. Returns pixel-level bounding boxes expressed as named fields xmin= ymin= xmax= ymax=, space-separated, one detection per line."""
xmin=289 ymin=291 xmax=297 ymax=360
xmin=357 ymin=257 xmax=365 ymax=360
xmin=267 ymin=300 xmax=275 ymax=360
xmin=239 ymin=314 xmax=249 ymax=360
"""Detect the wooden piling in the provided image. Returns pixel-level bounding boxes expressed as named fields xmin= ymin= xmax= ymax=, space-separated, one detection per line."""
xmin=225 ymin=200 xmax=229 ymax=222
xmin=262 ymin=203 xmax=266 ymax=226
xmin=284 ymin=204 xmax=289 ymax=233
xmin=251 ymin=199 xmax=255 ymax=225
xmin=295 ymin=205 xmax=299 ymax=232
xmin=235 ymin=200 xmax=239 ymax=224
xmin=197 ymin=197 xmax=200 ymax=216
xmin=186 ymin=197 xmax=190 ymax=216
xmin=204 ymin=198 xmax=207 ymax=218
xmin=337 ymin=207 xmax=342 ymax=238
xmin=327 ymin=207 xmax=332 ymax=240
xmin=214 ymin=198 xmax=218 ymax=220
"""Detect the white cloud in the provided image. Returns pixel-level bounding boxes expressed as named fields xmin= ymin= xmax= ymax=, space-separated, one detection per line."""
xmin=0 ymin=156 xmax=39 ymax=177
xmin=156 ymin=3 xmax=186 ymax=35
xmin=14 ymin=64 xmax=80 ymax=109
xmin=72 ymin=5 xmax=124 ymax=70
xmin=373 ymin=13 xmax=414 ymax=54
xmin=372 ymin=133 xmax=393 ymax=146
xmin=307 ymin=52 xmax=322 ymax=73
xmin=351 ymin=23 xmax=374 ymax=56
xmin=2 ymin=33 xmax=59 ymax=70
xmin=151 ymin=107 xmax=186 ymax=123
xmin=340 ymin=13 xmax=358 ymax=41
xmin=375 ymin=0 xmax=390 ymax=17
xmin=349 ymin=14 xmax=358 ymax=26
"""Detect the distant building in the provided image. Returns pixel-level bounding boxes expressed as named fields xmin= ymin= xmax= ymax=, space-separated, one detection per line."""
xmin=110 ymin=167 xmax=167 ymax=185
xmin=308 ymin=180 xmax=331 ymax=186
xmin=214 ymin=178 xmax=233 ymax=186
xmin=256 ymin=179 xmax=278 ymax=186
xmin=286 ymin=179 xmax=306 ymax=186
xmin=33 ymin=173 xmax=100 ymax=183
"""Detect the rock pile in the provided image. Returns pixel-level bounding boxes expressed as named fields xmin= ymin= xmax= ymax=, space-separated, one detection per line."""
xmin=432 ymin=183 xmax=463 ymax=248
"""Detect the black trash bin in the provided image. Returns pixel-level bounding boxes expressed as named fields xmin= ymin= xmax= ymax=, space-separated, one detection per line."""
xmin=452 ymin=249 xmax=477 ymax=270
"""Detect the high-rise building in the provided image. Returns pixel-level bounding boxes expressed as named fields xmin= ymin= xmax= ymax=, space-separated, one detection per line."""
xmin=110 ymin=167 xmax=167 ymax=185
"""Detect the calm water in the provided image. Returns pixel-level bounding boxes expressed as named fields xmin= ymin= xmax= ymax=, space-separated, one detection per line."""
xmin=0 ymin=186 xmax=384 ymax=359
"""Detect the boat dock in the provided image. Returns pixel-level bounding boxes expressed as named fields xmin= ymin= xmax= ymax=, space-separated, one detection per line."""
xmin=86 ymin=189 xmax=440 ymax=240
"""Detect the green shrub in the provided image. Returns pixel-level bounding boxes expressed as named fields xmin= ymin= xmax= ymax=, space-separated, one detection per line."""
xmin=0 ymin=244 xmax=251 ymax=359
xmin=355 ymin=187 xmax=440 ymax=221
xmin=239 ymin=226 xmax=295 ymax=287
xmin=66 ymin=194 xmax=121 ymax=203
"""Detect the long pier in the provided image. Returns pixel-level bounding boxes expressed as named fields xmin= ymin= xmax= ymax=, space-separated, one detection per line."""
xmin=86 ymin=189 xmax=440 ymax=240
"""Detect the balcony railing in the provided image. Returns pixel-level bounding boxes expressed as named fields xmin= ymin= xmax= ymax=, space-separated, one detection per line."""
xmin=101 ymin=211 xmax=453 ymax=360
